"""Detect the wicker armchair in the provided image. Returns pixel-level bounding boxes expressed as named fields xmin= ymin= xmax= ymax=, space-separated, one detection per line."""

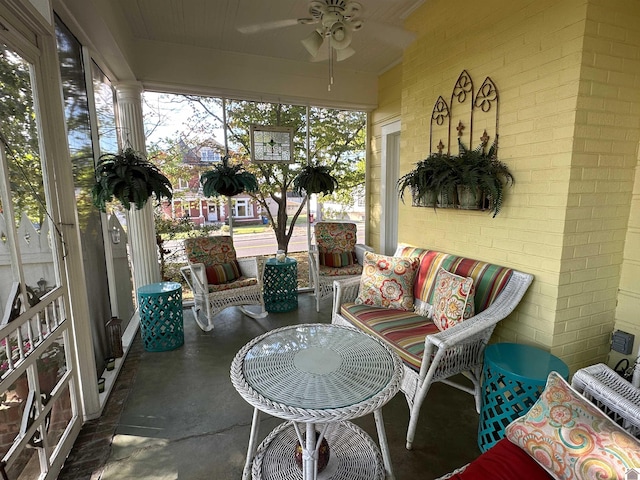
xmin=571 ymin=363 xmax=640 ymax=436
xmin=180 ymin=236 xmax=267 ymax=331
xmin=308 ymin=222 xmax=372 ymax=312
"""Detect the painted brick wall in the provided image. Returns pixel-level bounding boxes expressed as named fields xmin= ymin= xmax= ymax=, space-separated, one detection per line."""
xmin=369 ymin=64 xmax=403 ymax=252
xmin=388 ymin=0 xmax=640 ymax=372
xmin=563 ymin=0 xmax=640 ymax=370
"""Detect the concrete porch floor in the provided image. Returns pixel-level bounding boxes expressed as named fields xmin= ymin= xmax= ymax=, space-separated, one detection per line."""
xmin=58 ymin=293 xmax=481 ymax=479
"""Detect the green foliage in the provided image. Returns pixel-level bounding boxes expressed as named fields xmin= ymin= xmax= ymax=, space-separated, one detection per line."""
xmin=397 ymin=152 xmax=455 ymax=207
xmin=0 ymin=46 xmax=46 ymax=226
xmin=293 ymin=164 xmax=339 ymax=195
xmin=92 ymin=148 xmax=173 ymax=212
xmin=200 ymin=155 xmax=259 ymax=197
xmin=397 ymin=139 xmax=514 ymax=217
xmin=456 ymin=140 xmax=514 ymax=217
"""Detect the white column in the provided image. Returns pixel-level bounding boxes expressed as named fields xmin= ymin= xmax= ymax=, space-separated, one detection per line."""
xmin=115 ymin=83 xmax=161 ymax=291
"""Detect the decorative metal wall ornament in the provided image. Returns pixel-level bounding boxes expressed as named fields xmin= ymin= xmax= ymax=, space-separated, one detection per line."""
xmin=429 ymin=71 xmax=499 ymax=155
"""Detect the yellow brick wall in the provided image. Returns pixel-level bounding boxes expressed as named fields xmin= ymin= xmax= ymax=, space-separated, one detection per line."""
xmin=368 ymin=64 xmax=403 ymax=252
xmin=568 ymin=0 xmax=640 ymax=372
xmin=377 ymin=0 xmax=640 ymax=373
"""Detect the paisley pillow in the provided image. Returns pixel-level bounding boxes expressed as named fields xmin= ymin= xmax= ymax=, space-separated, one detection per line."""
xmin=505 ymin=371 xmax=640 ymax=480
xmin=431 ymin=267 xmax=475 ymax=331
xmin=355 ymin=251 xmax=419 ymax=311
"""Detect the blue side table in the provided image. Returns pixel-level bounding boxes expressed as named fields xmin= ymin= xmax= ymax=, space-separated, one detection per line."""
xmin=263 ymin=257 xmax=298 ymax=313
xmin=477 ymin=343 xmax=569 ymax=452
xmin=137 ymin=281 xmax=184 ymax=352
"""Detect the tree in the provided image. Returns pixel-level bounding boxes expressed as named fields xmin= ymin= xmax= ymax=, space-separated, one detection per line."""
xmin=0 ymin=46 xmax=45 ymax=228
xmin=142 ymin=93 xmax=366 ymax=252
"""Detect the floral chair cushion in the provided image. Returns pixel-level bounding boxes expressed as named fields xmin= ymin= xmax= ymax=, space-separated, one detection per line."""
xmin=184 ymin=236 xmax=237 ymax=267
xmin=431 ymin=267 xmax=475 ymax=331
xmin=315 ymin=222 xmax=358 ymax=267
xmin=208 ymin=277 xmax=258 ymax=293
xmin=505 ymin=371 xmax=640 ymax=480
xmin=355 ymin=251 xmax=420 ymax=311
xmin=319 ymin=264 xmax=363 ymax=277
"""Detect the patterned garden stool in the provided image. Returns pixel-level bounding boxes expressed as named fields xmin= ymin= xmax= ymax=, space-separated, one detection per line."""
xmin=263 ymin=257 xmax=298 ymax=312
xmin=477 ymin=342 xmax=569 ymax=452
xmin=137 ymin=281 xmax=184 ymax=352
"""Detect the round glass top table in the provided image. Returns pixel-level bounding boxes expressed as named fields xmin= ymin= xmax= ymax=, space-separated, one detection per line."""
xmin=231 ymin=323 xmax=403 ymax=480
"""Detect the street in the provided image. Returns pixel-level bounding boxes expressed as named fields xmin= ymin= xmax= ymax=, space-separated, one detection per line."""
xmin=232 ymin=229 xmax=311 ymax=256
xmin=163 ymin=228 xmax=312 ymax=263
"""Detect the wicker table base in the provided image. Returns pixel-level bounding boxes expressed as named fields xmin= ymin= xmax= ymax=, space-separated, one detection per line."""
xmin=231 ymin=324 xmax=402 ymax=480
xmin=253 ymin=421 xmax=385 ymax=480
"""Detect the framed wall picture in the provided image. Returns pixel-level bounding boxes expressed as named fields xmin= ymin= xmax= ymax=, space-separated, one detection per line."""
xmin=250 ymin=125 xmax=294 ymax=164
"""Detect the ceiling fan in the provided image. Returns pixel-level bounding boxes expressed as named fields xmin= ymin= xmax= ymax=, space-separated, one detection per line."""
xmin=237 ymin=0 xmax=414 ymax=90
xmin=238 ymin=0 xmax=364 ymax=62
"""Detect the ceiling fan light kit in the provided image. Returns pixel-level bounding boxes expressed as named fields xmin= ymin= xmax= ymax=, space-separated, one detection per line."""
xmin=239 ymin=0 xmax=394 ymax=91
xmin=302 ymin=29 xmax=324 ymax=56
xmin=301 ymin=0 xmax=363 ymax=91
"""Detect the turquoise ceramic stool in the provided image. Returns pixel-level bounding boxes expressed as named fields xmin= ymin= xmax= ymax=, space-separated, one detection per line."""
xmin=477 ymin=342 xmax=569 ymax=452
xmin=263 ymin=257 xmax=298 ymax=312
xmin=137 ymin=281 xmax=184 ymax=352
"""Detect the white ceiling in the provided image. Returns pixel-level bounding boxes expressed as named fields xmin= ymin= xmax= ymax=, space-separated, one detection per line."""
xmin=111 ymin=0 xmax=422 ymax=75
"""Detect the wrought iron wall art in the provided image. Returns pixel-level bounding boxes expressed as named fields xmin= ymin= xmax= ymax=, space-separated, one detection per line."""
xmin=398 ymin=71 xmax=512 ymax=216
xmin=429 ymin=70 xmax=499 ymax=155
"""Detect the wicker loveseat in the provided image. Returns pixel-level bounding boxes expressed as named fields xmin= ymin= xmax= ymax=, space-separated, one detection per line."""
xmin=331 ymin=244 xmax=534 ymax=449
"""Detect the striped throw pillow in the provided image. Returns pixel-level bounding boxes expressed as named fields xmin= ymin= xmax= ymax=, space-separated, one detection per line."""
xmin=206 ymin=261 xmax=241 ymax=285
xmin=319 ymin=251 xmax=356 ymax=268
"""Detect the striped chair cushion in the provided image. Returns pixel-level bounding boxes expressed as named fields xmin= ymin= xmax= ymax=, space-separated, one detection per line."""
xmin=399 ymin=247 xmax=513 ymax=314
xmin=340 ymin=302 xmax=439 ymax=371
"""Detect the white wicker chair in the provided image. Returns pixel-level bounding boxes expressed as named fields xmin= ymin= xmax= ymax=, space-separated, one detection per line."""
xmin=180 ymin=236 xmax=267 ymax=331
xmin=308 ymin=221 xmax=372 ymax=312
xmin=332 ymin=264 xmax=534 ymax=449
xmin=571 ymin=363 xmax=640 ymax=436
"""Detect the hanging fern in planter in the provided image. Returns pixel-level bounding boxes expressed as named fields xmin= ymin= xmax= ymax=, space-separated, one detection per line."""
xmin=293 ymin=164 xmax=338 ymax=195
xmin=91 ymin=148 xmax=173 ymax=212
xmin=200 ymin=155 xmax=259 ymax=197
xmin=456 ymin=139 xmax=514 ymax=217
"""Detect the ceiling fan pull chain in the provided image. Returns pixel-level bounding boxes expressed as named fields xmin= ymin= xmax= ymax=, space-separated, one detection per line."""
xmin=328 ymin=36 xmax=334 ymax=91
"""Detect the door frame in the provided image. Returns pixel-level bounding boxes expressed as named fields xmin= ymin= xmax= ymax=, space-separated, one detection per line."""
xmin=380 ymin=120 xmax=401 ymax=256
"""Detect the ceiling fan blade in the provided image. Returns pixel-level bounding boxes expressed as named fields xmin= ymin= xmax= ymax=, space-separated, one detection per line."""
xmin=237 ymin=18 xmax=304 ymax=34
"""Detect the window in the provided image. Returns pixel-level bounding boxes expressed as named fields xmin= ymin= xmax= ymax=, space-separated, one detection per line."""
xmin=200 ymin=147 xmax=220 ymax=162
xmin=233 ymin=199 xmax=251 ymax=218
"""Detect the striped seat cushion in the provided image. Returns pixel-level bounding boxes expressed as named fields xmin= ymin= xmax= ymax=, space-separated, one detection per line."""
xmin=340 ymin=302 xmax=439 ymax=371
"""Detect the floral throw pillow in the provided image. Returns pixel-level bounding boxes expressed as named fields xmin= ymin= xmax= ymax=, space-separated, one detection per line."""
xmin=355 ymin=251 xmax=419 ymax=311
xmin=505 ymin=371 xmax=640 ymax=480
xmin=431 ymin=267 xmax=474 ymax=331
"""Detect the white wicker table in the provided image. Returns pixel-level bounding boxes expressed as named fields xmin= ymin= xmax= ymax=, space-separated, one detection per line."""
xmin=230 ymin=323 xmax=403 ymax=480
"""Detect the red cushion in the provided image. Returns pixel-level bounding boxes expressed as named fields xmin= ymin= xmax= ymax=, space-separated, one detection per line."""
xmin=447 ymin=439 xmax=552 ymax=480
